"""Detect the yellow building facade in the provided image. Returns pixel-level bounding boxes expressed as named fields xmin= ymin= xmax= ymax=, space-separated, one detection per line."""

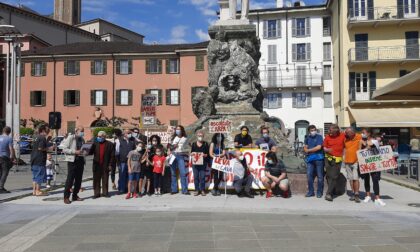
xmin=328 ymin=0 xmax=420 ymax=144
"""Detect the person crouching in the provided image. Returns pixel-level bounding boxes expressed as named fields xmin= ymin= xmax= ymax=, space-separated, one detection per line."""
xmin=232 ymin=150 xmax=254 ymax=198
xmin=261 ymin=152 xmax=289 ymax=198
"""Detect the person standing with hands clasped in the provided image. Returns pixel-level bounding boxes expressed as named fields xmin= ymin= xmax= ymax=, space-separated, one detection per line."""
xmin=90 ymin=131 xmax=114 ymax=198
xmin=304 ymin=125 xmax=324 ymax=198
xmin=209 ymin=133 xmax=226 ymax=196
xmin=191 ymin=131 xmax=209 ymax=196
xmin=168 ymin=125 xmax=189 ymax=195
xmin=148 ymin=146 xmax=166 ymax=196
xmin=126 ymin=142 xmax=147 ymax=199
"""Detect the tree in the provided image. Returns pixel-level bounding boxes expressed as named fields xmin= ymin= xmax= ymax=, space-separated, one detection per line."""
xmin=29 ymin=117 xmax=47 ymax=129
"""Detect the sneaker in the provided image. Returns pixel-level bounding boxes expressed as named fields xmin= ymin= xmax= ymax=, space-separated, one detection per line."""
xmin=46 ymin=185 xmax=51 ymax=189
xmin=316 ymin=193 xmax=323 ymax=198
xmin=112 ymin=183 xmax=117 ymax=190
xmin=154 ymin=192 xmax=158 ymax=196
xmin=375 ymin=198 xmax=386 ymax=207
xmin=363 ymin=196 xmax=372 ymax=203
xmin=183 ymin=191 xmax=191 ymax=195
xmin=325 ymin=194 xmax=333 ymax=201
xmin=244 ymin=192 xmax=254 ymax=198
xmin=216 ymin=190 xmax=221 ymax=196
xmin=349 ymin=195 xmax=355 ymax=201
xmin=354 ymin=194 xmax=361 ymax=203
xmin=133 ymin=193 xmax=139 ymax=198
xmin=211 ymin=189 xmax=217 ymax=196
xmin=283 ymin=191 xmax=289 ymax=198
xmin=201 ymin=191 xmax=206 ymax=196
xmin=266 ymin=191 xmax=273 ymax=198
xmin=194 ymin=191 xmax=200 ymax=196
xmin=125 ymin=193 xmax=132 ymax=200
xmin=305 ymin=192 xmax=315 ymax=197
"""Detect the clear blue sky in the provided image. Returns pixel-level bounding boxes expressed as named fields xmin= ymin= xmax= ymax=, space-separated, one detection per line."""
xmin=3 ymin=0 xmax=325 ymax=44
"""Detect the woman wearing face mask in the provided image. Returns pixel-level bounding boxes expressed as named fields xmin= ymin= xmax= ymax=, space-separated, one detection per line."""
xmin=140 ymin=135 xmax=162 ymax=196
xmin=359 ymin=129 xmax=386 ymax=206
xmin=261 ymin=152 xmax=289 ymax=198
xmin=234 ymin=126 xmax=253 ymax=149
xmin=168 ymin=125 xmax=189 ymax=195
xmin=209 ymin=133 xmax=226 ymax=196
xmin=190 ymin=131 xmax=209 ymax=196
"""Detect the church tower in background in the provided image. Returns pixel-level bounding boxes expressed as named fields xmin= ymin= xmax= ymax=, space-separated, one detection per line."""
xmin=54 ymin=0 xmax=81 ymax=25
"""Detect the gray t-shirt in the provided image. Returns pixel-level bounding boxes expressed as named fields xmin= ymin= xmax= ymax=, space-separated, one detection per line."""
xmin=0 ymin=135 xmax=13 ymax=158
xmin=232 ymin=159 xmax=245 ymax=180
xmin=127 ymin=150 xmax=142 ymax=173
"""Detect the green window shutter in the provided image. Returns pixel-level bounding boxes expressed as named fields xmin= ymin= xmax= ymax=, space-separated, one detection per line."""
xmin=145 ymin=59 xmax=150 ymax=74
xmin=128 ymin=60 xmax=133 ymax=74
xmin=64 ymin=90 xmax=68 ymax=106
xmin=177 ymin=89 xmax=181 ymax=105
xmin=116 ymin=60 xmax=120 ymax=74
xmin=158 ymin=89 xmax=162 ymax=105
xmin=41 ymin=91 xmax=46 ymax=107
xmin=75 ymin=90 xmax=80 ymax=106
xmin=103 ymin=90 xmax=108 ymax=106
xmin=30 ymin=91 xmax=34 ymax=106
xmin=42 ymin=62 xmax=47 ymax=76
xmin=263 ymin=94 xmax=268 ymax=108
xmin=145 ymin=89 xmax=151 ymax=95
xmin=128 ymin=89 xmax=133 ymax=105
xmin=166 ymin=59 xmax=170 ymax=74
xmin=158 ymin=60 xmax=162 ymax=74
xmin=91 ymin=61 xmax=95 ymax=75
xmin=306 ymin=43 xmax=311 ymax=61
xmin=103 ymin=61 xmax=107 ymax=75
xmin=75 ymin=61 xmax=80 ymax=75
xmin=116 ymin=90 xmax=121 ymax=106
xmin=166 ymin=89 xmax=171 ymax=105
xmin=31 ymin=62 xmax=35 ymax=76
xmin=20 ymin=62 xmax=25 ymax=77
xmin=90 ymin=90 xmax=95 ymax=106
xmin=292 ymin=44 xmax=297 ymax=61
xmin=64 ymin=61 xmax=68 ymax=75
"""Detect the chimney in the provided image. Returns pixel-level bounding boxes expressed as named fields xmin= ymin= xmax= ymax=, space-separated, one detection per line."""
xmin=276 ymin=0 xmax=284 ymax=8
xmin=54 ymin=0 xmax=81 ymax=25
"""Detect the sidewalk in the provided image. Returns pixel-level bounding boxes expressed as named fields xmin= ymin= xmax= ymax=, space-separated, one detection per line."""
xmin=382 ymin=172 xmax=420 ymax=192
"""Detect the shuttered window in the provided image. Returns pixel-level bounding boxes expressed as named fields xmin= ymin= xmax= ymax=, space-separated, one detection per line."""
xmin=145 ymin=89 xmax=162 ymax=105
xmin=323 ymin=65 xmax=332 ymax=80
xmin=90 ymin=90 xmax=108 ymax=106
xmin=263 ymin=93 xmax=282 ymax=109
xmin=91 ymin=60 xmax=107 ymax=75
xmin=116 ymin=60 xmax=132 ymax=75
xmin=323 ymin=17 xmax=331 ymax=36
xmin=264 ymin=20 xmax=281 ymax=38
xmin=63 ymin=90 xmax=80 ymax=106
xmin=166 ymin=59 xmax=179 ymax=74
xmin=324 ymin=92 xmax=332 ymax=108
xmin=292 ymin=18 xmax=311 ymax=37
xmin=191 ymin=86 xmax=207 ymax=100
xmin=116 ymin=89 xmax=133 ymax=106
xmin=20 ymin=62 xmax=25 ymax=77
xmin=146 ymin=59 xmax=163 ymax=74
xmin=195 ymin=55 xmax=205 ymax=71
xmin=166 ymin=89 xmax=180 ymax=106
xmin=267 ymin=45 xmax=277 ymax=64
xmin=323 ymin=42 xmax=331 ymax=61
xmin=31 ymin=62 xmax=46 ymax=76
xmin=292 ymin=43 xmax=311 ymax=61
xmin=292 ymin=92 xmax=311 ymax=108
xmin=64 ymin=60 xmax=80 ymax=75
xmin=30 ymin=91 xmax=46 ymax=107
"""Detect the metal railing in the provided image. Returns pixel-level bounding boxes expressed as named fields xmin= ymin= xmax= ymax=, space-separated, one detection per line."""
xmin=349 ymin=87 xmax=376 ymax=102
xmin=348 ymin=45 xmax=420 ymax=63
xmin=259 ymin=64 xmax=324 ymax=88
xmin=348 ymin=5 xmax=420 ymax=23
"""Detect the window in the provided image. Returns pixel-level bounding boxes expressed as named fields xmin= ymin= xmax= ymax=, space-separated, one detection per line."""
xmin=30 ymin=91 xmax=46 ymax=107
xmin=349 ymin=71 xmax=376 ymax=101
xmin=296 ymin=66 xmax=307 ymax=86
xmin=166 ymin=89 xmax=180 ymax=105
xmin=324 ymin=92 xmax=332 ymax=108
xmin=116 ymin=89 xmax=133 ymax=106
xmin=91 ymin=60 xmax=107 ymax=75
xmin=263 ymin=93 xmax=282 ymax=109
xmin=191 ymin=86 xmax=208 ymax=100
xmin=267 ymin=45 xmax=277 ymax=64
xmin=264 ymin=20 xmax=281 ymax=38
xmin=293 ymin=92 xmax=312 ymax=108
xmin=31 ymin=62 xmax=46 ymax=76
xmin=267 ymin=67 xmax=277 ymax=87
xmin=63 ymin=90 xmax=80 ymax=106
xmin=145 ymin=89 xmax=162 ymax=105
xmin=292 ymin=43 xmax=311 ymax=61
xmin=195 ymin=55 xmax=205 ymax=71
xmin=323 ymin=42 xmax=331 ymax=61
xmin=90 ymin=90 xmax=107 ymax=106
xmin=323 ymin=17 xmax=331 ymax=36
xmin=146 ymin=59 xmax=162 ymax=74
xmin=116 ymin=60 xmax=132 ymax=75
xmin=170 ymin=120 xmax=178 ymax=127
xmin=355 ymin=73 xmax=368 ymax=92
xmin=64 ymin=60 xmax=80 ymax=75
xmin=292 ymin=18 xmax=310 ymax=37
xmin=20 ymin=62 xmax=25 ymax=77
xmin=166 ymin=59 xmax=179 ymax=74
xmin=323 ymin=65 xmax=332 ymax=80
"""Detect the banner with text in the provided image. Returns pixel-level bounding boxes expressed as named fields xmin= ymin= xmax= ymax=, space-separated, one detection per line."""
xmin=209 ymin=119 xmax=232 ymax=134
xmin=357 ymin=145 xmax=397 ymax=174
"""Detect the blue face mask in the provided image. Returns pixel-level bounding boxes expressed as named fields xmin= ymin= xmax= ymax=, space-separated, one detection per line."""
xmin=97 ymin=137 xmax=104 ymax=143
xmin=79 ymin=132 xmax=85 ymax=138
xmin=176 ymin=130 xmax=182 ymax=136
xmin=263 ymin=134 xmax=269 ymax=139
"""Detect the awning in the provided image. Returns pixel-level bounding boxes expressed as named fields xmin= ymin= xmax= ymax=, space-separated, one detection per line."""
xmin=372 ymin=68 xmax=420 ymax=100
xmin=349 ymin=107 xmax=420 ymax=127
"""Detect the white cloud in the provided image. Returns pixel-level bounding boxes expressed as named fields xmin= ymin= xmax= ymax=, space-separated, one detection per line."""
xmin=179 ymin=0 xmax=218 ymax=17
xmin=251 ymin=0 xmax=276 ymax=9
xmin=169 ymin=25 xmax=188 ymax=44
xmin=195 ymin=29 xmax=209 ymax=41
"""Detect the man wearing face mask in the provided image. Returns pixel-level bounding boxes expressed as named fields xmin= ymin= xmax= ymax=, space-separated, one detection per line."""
xmin=115 ymin=129 xmax=135 ymax=194
xmin=343 ymin=127 xmax=362 ymax=203
xmin=304 ymin=125 xmax=325 ymax=198
xmin=131 ymin=128 xmax=147 ymax=144
xmin=90 ymin=131 xmax=114 ymax=198
xmin=232 ymin=150 xmax=254 ymax=198
xmin=234 ymin=126 xmax=253 ymax=149
xmin=255 ymin=127 xmax=277 ymax=152
xmin=62 ymin=126 xmax=86 ymax=204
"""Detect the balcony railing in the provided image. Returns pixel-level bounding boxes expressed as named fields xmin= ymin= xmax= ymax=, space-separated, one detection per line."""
xmin=348 ymin=5 xmax=420 ymax=23
xmin=259 ymin=64 xmax=324 ymax=89
xmin=348 ymin=45 xmax=420 ymax=64
xmin=349 ymin=87 xmax=376 ymax=102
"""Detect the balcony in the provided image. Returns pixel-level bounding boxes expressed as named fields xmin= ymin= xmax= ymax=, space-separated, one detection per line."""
xmin=348 ymin=45 xmax=420 ymax=65
xmin=349 ymin=87 xmax=376 ymax=103
xmin=348 ymin=5 xmax=420 ymax=28
xmin=260 ymin=64 xmax=324 ymax=89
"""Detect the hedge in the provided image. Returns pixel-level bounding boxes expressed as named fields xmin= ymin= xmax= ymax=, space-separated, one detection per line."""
xmin=20 ymin=127 xmax=34 ymax=136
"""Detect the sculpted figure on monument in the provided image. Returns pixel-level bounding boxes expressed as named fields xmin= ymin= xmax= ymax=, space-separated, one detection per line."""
xmin=229 ymin=0 xmax=249 ymax=20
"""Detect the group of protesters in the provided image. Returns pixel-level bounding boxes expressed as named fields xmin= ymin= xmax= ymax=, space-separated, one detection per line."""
xmin=0 ymin=122 xmax=386 ymax=207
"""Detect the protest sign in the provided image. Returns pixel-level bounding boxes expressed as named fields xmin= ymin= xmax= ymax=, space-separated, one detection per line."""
xmin=141 ymin=94 xmax=157 ymax=125
xmin=357 ymin=145 xmax=397 ymax=174
xmin=191 ymin=152 xmax=204 ymax=165
xmin=144 ymin=131 xmax=172 ymax=144
xmin=211 ymin=156 xmax=233 ymax=173
xmin=209 ymin=119 xmax=232 ymax=134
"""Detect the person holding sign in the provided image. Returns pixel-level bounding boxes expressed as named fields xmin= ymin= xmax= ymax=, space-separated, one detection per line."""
xmin=255 ymin=127 xmax=277 ymax=152
xmin=323 ymin=124 xmax=346 ymax=202
xmin=344 ymin=128 xmax=362 ymax=203
xmin=209 ymin=133 xmax=226 ymax=196
xmin=261 ymin=152 xmax=289 ymax=198
xmin=190 ymin=131 xmax=209 ymax=196
xmin=168 ymin=125 xmax=190 ymax=195
xmin=232 ymin=150 xmax=254 ymax=198
xmin=234 ymin=126 xmax=253 ymax=148
xmin=359 ymin=129 xmax=386 ymax=207
xmin=304 ymin=125 xmax=324 ymax=198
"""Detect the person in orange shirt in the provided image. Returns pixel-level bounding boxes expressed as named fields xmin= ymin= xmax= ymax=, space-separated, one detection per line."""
xmin=344 ymin=128 xmax=362 ymax=203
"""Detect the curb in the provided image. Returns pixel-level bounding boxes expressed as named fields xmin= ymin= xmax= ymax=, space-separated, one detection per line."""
xmin=382 ymin=176 xmax=420 ymax=193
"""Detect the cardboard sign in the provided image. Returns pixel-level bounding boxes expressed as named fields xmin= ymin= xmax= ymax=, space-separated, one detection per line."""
xmin=211 ymin=156 xmax=234 ymax=173
xmin=141 ymin=94 xmax=157 ymax=125
xmin=209 ymin=119 xmax=232 ymax=134
xmin=145 ymin=131 xmax=172 ymax=144
xmin=357 ymin=145 xmax=398 ymax=174
xmin=191 ymin=152 xmax=204 ymax=165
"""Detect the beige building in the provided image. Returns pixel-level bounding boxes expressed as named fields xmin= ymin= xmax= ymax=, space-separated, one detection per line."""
xmin=328 ymin=0 xmax=420 ymax=144
xmin=54 ymin=0 xmax=81 ymax=25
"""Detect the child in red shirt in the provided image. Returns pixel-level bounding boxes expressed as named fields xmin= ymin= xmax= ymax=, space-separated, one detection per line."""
xmin=149 ymin=146 xmax=166 ymax=196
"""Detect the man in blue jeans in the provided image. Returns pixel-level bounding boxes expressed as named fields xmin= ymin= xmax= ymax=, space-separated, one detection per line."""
xmin=304 ymin=125 xmax=324 ymax=198
xmin=115 ymin=129 xmax=135 ymax=194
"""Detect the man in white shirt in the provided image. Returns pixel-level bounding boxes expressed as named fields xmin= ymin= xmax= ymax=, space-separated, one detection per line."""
xmin=232 ymin=150 xmax=254 ymax=198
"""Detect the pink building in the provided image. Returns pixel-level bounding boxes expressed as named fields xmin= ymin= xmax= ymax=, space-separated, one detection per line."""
xmin=20 ymin=41 xmax=208 ymax=137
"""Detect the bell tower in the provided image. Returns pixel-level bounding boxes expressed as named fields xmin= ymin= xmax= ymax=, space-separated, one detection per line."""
xmin=54 ymin=0 xmax=81 ymax=25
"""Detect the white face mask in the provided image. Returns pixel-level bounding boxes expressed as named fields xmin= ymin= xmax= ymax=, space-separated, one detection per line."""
xmin=136 ymin=147 xmax=143 ymax=152
xmin=132 ymin=133 xmax=138 ymax=138
xmin=238 ymin=156 xmax=244 ymax=161
xmin=197 ymin=136 xmax=203 ymax=142
xmin=310 ymin=131 xmax=317 ymax=136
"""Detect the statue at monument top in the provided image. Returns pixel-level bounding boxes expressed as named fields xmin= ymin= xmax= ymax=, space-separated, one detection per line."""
xmin=217 ymin=0 xmax=250 ymax=25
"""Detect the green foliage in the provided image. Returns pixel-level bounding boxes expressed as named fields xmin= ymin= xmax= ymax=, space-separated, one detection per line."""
xmin=29 ymin=117 xmax=47 ymax=129
xmin=20 ymin=127 xmax=34 ymax=136
xmin=92 ymin=127 xmax=115 ymax=138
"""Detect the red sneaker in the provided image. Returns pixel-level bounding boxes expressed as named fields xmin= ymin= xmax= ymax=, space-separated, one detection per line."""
xmin=133 ymin=193 xmax=139 ymax=198
xmin=283 ymin=191 xmax=289 ymax=198
xmin=266 ymin=191 xmax=273 ymax=198
xmin=125 ymin=193 xmax=132 ymax=200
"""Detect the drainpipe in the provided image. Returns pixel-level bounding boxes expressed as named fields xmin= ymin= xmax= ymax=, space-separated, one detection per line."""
xmin=286 ymin=10 xmax=289 ymax=64
xmin=111 ymin=54 xmax=115 ymax=118
xmin=338 ymin=2 xmax=342 ymax=125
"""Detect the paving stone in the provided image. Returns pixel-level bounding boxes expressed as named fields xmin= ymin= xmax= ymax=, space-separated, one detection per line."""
xmin=214 ymin=232 xmax=257 ymax=240
xmin=128 ymin=234 xmax=171 ymax=242
xmin=73 ymin=242 xmax=122 ymax=251
xmin=253 ymin=224 xmax=293 ymax=232
xmin=291 ymin=224 xmax=334 ymax=232
xmin=172 ymin=232 xmax=213 ymax=241
xmin=256 ymin=231 xmax=299 ymax=240
xmin=392 ymin=236 xmax=420 ymax=244
xmin=169 ymin=240 xmax=215 ymax=250
xmin=215 ymin=239 xmax=261 ymax=249
xmin=213 ymin=224 xmax=254 ymax=233
xmin=331 ymin=224 xmax=373 ymax=231
xmin=358 ymin=244 xmax=411 ymax=252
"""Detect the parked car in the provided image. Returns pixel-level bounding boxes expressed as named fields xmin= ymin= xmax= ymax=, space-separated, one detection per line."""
xmin=19 ymin=136 xmax=33 ymax=154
